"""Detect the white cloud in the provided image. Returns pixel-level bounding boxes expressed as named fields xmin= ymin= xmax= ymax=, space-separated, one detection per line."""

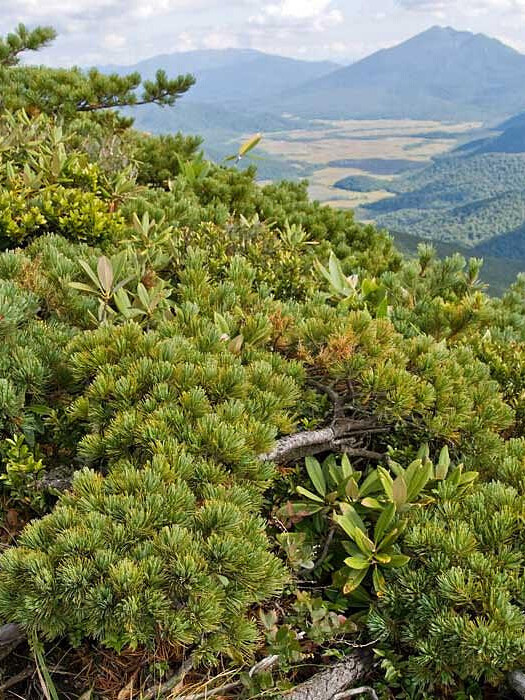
xmin=396 ymin=0 xmax=524 ymax=12
xmin=10 ymin=0 xmax=215 ymax=22
xmin=201 ymin=31 xmax=241 ymax=49
xmin=266 ymin=0 xmax=334 ymax=19
xmin=14 ymin=0 xmax=116 ymax=16
xmin=102 ymin=32 xmax=126 ymax=50
xmin=250 ymin=0 xmax=343 ymax=28
xmin=2 ymin=0 xmax=525 ymax=67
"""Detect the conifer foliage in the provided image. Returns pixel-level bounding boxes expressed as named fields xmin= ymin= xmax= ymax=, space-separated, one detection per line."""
xmin=0 ymin=257 xmax=303 ymax=658
xmin=0 ymin=25 xmax=195 ymax=119
xmin=1 ymin=21 xmax=525 ymax=700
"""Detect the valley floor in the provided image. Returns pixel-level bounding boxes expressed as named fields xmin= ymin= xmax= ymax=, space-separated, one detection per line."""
xmin=250 ymin=117 xmax=480 ymax=206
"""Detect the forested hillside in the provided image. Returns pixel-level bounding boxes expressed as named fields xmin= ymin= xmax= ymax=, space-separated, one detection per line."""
xmin=344 ymin=153 xmax=525 ymax=251
xmin=455 ymin=111 xmax=525 ymax=156
xmin=2 ymin=23 xmax=525 ymax=700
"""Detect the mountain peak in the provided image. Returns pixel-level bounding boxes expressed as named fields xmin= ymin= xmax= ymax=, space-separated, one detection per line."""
xmin=281 ymin=25 xmax=525 ymax=121
xmin=426 ymin=25 xmax=465 ymax=35
xmin=410 ymin=24 xmax=521 ymax=54
xmin=405 ymin=25 xmax=481 ymax=46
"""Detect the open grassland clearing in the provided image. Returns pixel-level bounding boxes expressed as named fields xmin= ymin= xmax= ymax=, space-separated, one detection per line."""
xmin=251 ymin=118 xmax=481 ymax=207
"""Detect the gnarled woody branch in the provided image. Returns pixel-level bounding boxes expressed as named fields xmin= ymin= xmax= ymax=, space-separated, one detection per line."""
xmin=260 ymin=420 xmax=386 ymax=465
xmin=284 ymin=651 xmax=372 ymax=700
xmin=509 ymin=671 xmax=525 ymax=698
xmin=34 ymin=420 xmax=387 ymax=496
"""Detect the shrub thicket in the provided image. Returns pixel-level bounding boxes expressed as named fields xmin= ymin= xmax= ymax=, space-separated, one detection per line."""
xmin=0 ymin=22 xmax=525 ymax=700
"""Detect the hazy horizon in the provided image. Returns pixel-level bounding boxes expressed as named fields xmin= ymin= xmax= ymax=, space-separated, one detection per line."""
xmin=2 ymin=1 xmax=525 ymax=69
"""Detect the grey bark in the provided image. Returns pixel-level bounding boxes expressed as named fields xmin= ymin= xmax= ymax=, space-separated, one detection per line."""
xmin=0 ymin=622 xmax=24 ymax=646
xmin=35 ymin=467 xmax=75 ymax=493
xmin=284 ymin=651 xmax=372 ymax=700
xmin=141 ymin=656 xmax=193 ymax=700
xmin=29 ymin=420 xmax=384 ymax=497
xmin=509 ymin=671 xmax=525 ymax=698
xmin=333 ymin=688 xmax=378 ymax=700
xmin=259 ymin=421 xmax=385 ymax=465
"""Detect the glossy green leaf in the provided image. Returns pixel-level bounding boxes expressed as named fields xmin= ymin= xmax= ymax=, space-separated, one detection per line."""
xmin=113 ymin=287 xmax=131 ymax=315
xmin=353 ymin=527 xmax=375 ymax=556
xmin=374 ymin=502 xmax=396 ymax=544
xmin=416 ymin=443 xmax=430 ymax=460
xmin=458 ymin=471 xmax=479 ymax=486
xmin=360 ymin=469 xmax=381 ymax=497
xmin=137 ymin=282 xmax=150 ymax=309
xmin=97 ymin=256 xmax=113 ymax=293
xmin=406 ymin=458 xmax=432 ymax=502
xmin=78 ymin=259 xmax=101 ymax=290
xmin=344 ymin=555 xmax=370 ymax=570
xmin=377 ymin=526 xmax=402 ymax=552
xmin=360 ymin=497 xmax=382 ymax=510
xmin=384 ymin=553 xmax=410 ymax=568
xmin=372 ymin=566 xmax=386 ymax=594
xmin=328 ymin=252 xmax=348 ymax=294
xmin=68 ymin=281 xmax=97 ymax=294
xmin=378 ymin=466 xmax=394 ymax=500
xmin=392 ymin=474 xmax=408 ymax=507
xmin=341 ymin=453 xmax=353 ymax=479
xmin=239 ymin=132 xmax=262 ymax=157
xmin=296 ymin=486 xmax=324 ymax=503
xmin=343 ymin=566 xmax=369 ymax=594
xmin=345 ymin=476 xmax=359 ymax=500
xmin=305 ymin=456 xmax=326 ymax=497
xmin=374 ymin=552 xmax=392 ymax=564
xmin=337 ymin=504 xmax=366 ymax=534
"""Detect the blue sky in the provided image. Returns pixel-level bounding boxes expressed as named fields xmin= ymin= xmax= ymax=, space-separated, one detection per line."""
xmin=2 ymin=0 xmax=525 ymax=66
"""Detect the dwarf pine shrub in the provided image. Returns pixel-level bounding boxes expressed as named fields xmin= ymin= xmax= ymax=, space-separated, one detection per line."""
xmin=3 ymin=36 xmax=525 ymax=692
xmin=0 ymin=277 xmax=73 ymax=443
xmin=0 ymin=262 xmax=304 ymax=656
xmin=370 ymin=480 xmax=525 ymax=690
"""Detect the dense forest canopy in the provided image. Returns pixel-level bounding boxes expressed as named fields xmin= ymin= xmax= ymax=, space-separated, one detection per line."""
xmin=338 ymin=152 xmax=525 ymax=251
xmin=0 ymin=23 xmax=525 ymax=700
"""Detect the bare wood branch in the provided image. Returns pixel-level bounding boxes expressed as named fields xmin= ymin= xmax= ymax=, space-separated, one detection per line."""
xmin=172 ymin=655 xmax=279 ymax=700
xmin=333 ymin=445 xmax=386 ymax=461
xmin=284 ymin=651 xmax=372 ymax=700
xmin=78 ymin=96 xmax=170 ymax=112
xmin=0 ymin=665 xmax=34 ymax=692
xmin=0 ymin=623 xmax=25 ymax=647
xmin=35 ymin=475 xmax=73 ymax=492
xmin=508 ymin=671 xmax=525 ymax=698
xmin=260 ymin=427 xmax=335 ymax=464
xmin=333 ymin=687 xmax=379 ymax=700
xmin=312 ymin=526 xmax=336 ymax=573
xmin=0 ymin=636 xmax=25 ymax=662
xmin=260 ymin=421 xmax=385 ymax=465
xmin=309 ymin=381 xmax=345 ymax=423
xmin=176 ymin=680 xmax=240 ymax=700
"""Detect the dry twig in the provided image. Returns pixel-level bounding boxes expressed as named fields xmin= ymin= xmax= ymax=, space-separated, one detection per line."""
xmin=0 ymin=665 xmax=34 ymax=693
xmin=141 ymin=657 xmax=193 ymax=700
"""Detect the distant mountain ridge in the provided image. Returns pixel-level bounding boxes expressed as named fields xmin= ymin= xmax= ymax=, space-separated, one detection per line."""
xmin=276 ymin=26 xmax=525 ymax=120
xmin=100 ymin=27 xmax=525 ymax=134
xmin=454 ymin=111 xmax=525 ymax=156
xmin=100 ymin=49 xmax=340 ymax=105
